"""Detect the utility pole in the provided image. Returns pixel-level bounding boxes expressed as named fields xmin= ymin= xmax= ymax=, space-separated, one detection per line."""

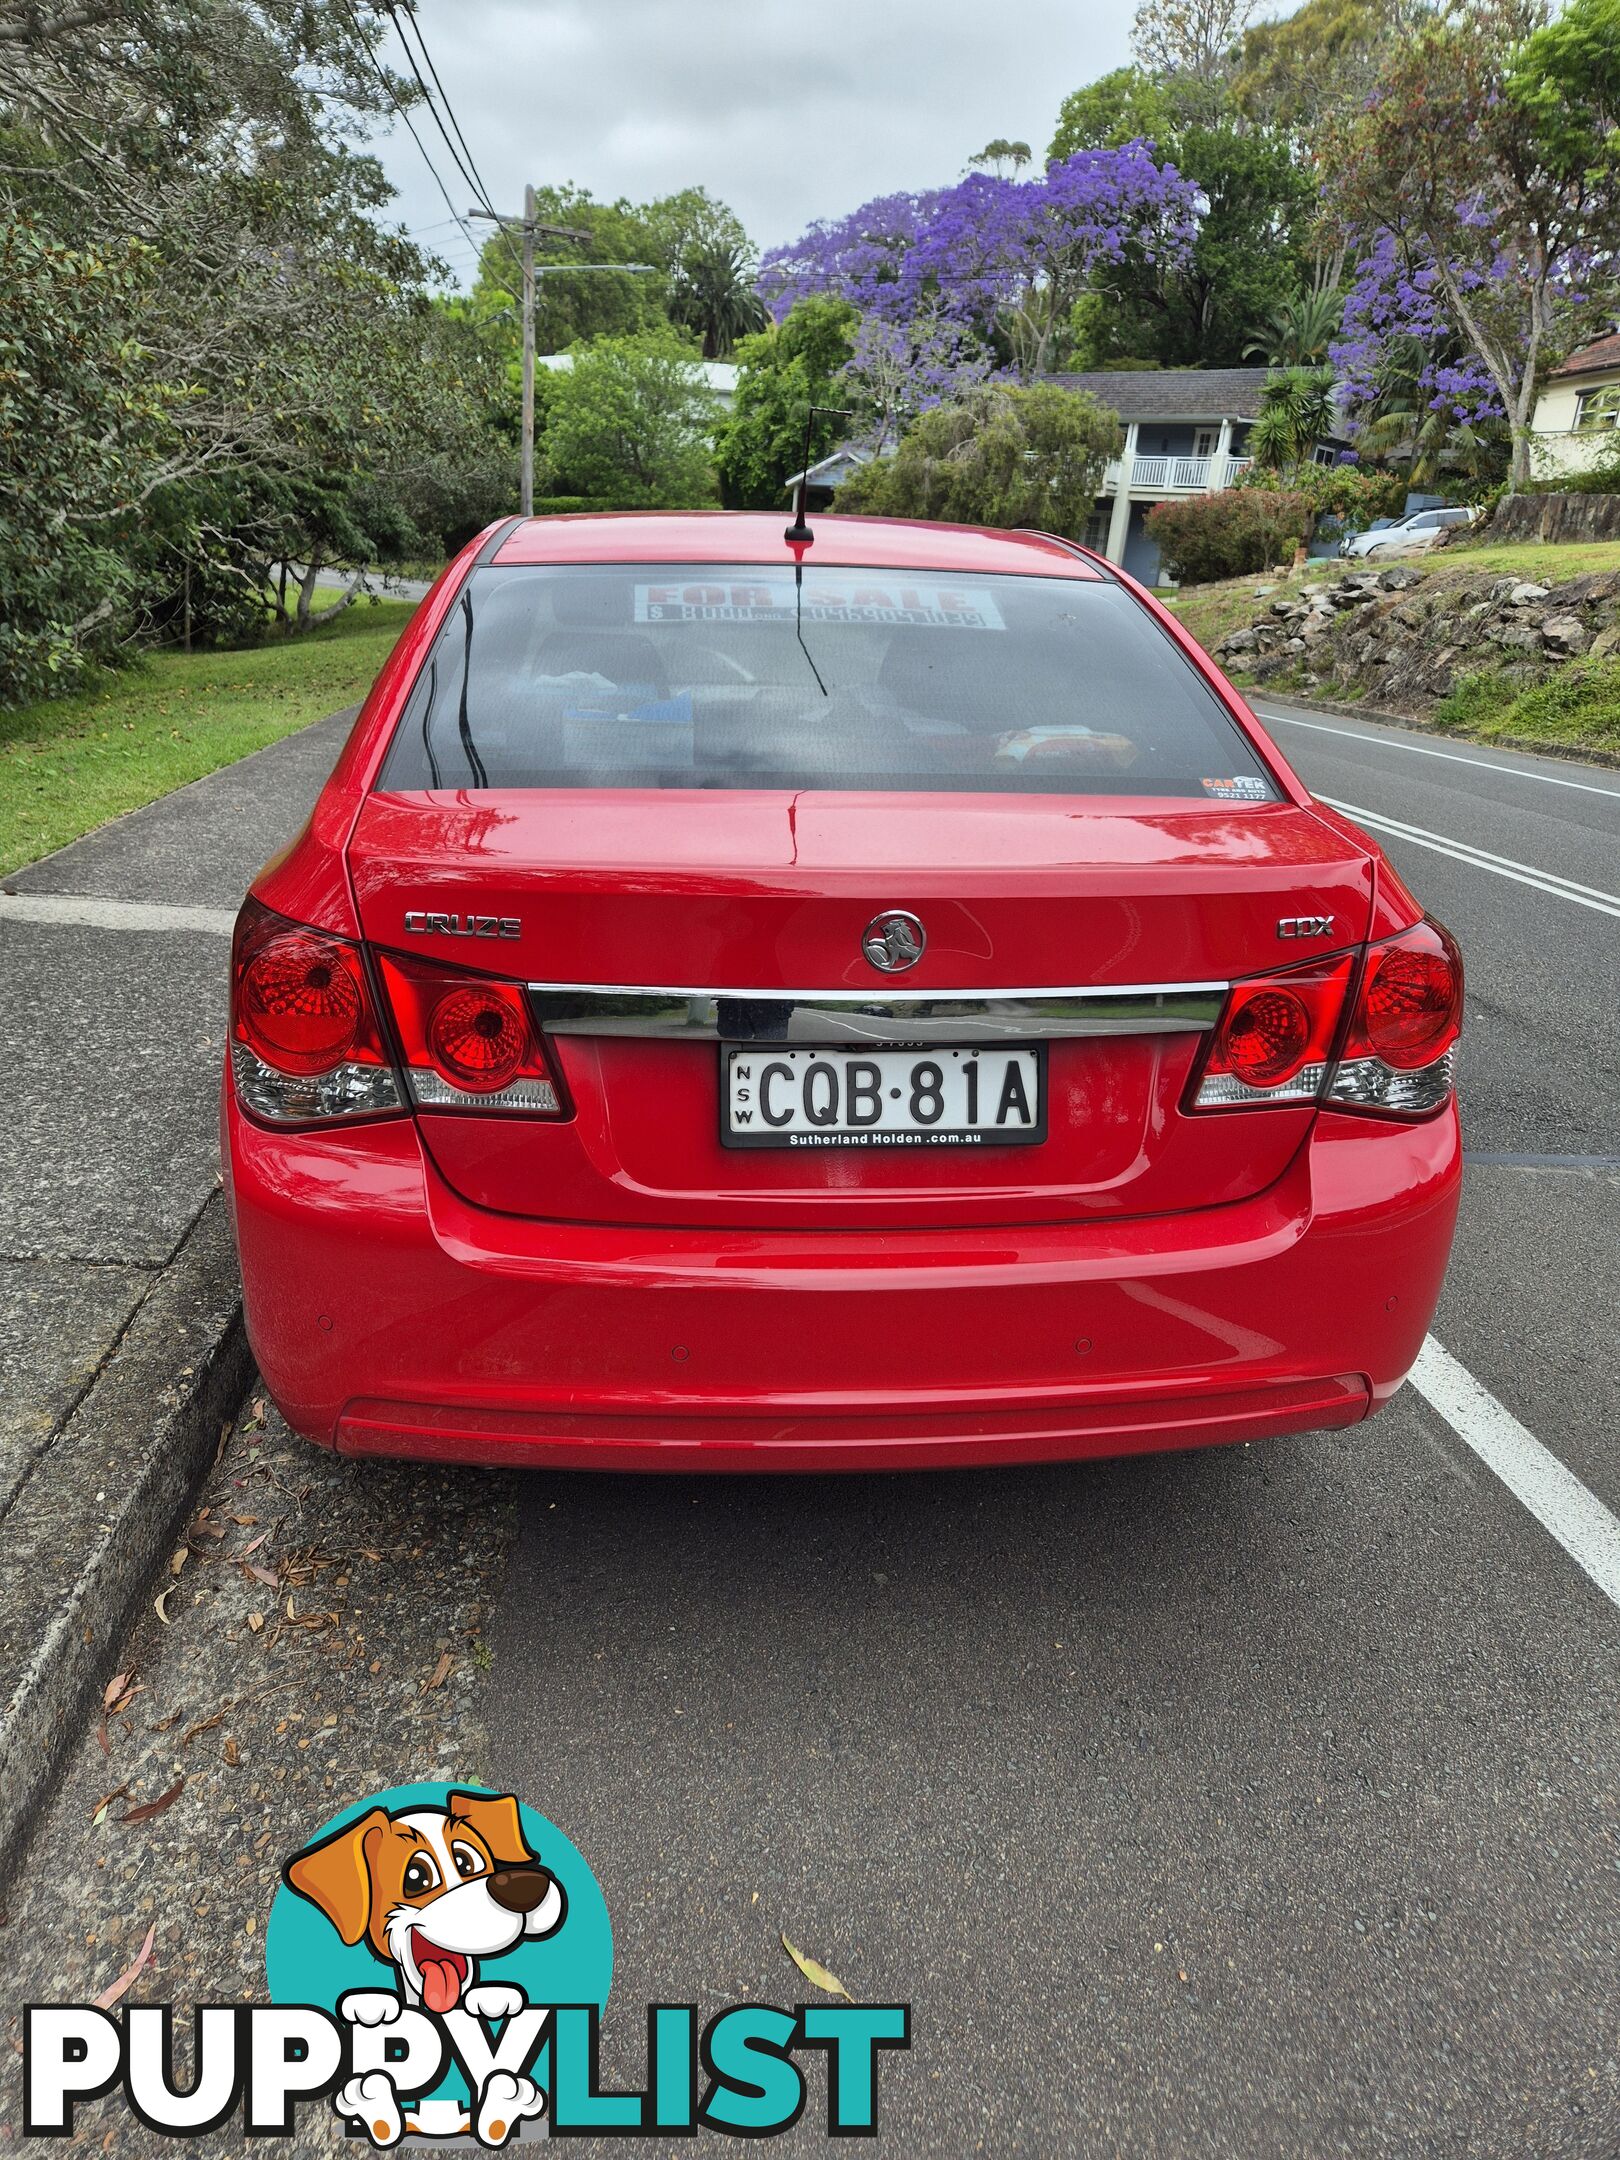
xmin=470 ymin=196 xmax=591 ymax=517
xmin=520 ymin=183 xmax=538 ymax=518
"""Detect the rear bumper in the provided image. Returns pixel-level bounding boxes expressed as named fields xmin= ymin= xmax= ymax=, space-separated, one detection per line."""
xmin=223 ymin=1097 xmax=1461 ymax=1472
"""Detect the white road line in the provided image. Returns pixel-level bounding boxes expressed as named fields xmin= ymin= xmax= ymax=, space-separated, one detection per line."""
xmin=1258 ymin=708 xmax=1620 ymax=802
xmin=0 ymin=892 xmax=236 ymax=936
xmin=1321 ymin=796 xmax=1620 ymax=919
xmin=1411 ymin=1336 xmax=1620 ymax=1613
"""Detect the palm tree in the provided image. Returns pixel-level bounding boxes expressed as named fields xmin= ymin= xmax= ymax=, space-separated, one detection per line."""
xmin=670 ymin=242 xmax=769 ymax=360
xmin=1244 ymin=287 xmax=1344 ymax=368
xmin=1249 ymin=365 xmax=1339 ymax=472
xmin=1353 ymin=335 xmax=1507 ymax=487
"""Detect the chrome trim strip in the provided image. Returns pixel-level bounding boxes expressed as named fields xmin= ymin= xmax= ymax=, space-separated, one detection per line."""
xmin=525 ymin=982 xmax=1226 ymax=1044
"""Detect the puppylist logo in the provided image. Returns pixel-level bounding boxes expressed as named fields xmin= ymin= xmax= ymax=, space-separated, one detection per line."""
xmin=23 ymin=1781 xmax=910 ymax=2145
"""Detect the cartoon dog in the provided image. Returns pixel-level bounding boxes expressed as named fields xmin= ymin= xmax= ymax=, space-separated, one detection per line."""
xmin=285 ymin=1790 xmax=566 ymax=2145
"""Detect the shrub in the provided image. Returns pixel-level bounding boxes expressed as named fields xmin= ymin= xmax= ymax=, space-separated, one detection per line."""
xmin=532 ymin=496 xmax=621 ymax=516
xmin=1144 ymin=489 xmax=1316 ymax=583
xmin=1231 ymin=460 xmax=1406 ymax=525
xmin=834 ymin=382 xmax=1121 ymax=536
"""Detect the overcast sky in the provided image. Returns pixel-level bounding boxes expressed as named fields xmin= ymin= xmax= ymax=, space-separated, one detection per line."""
xmin=369 ymin=0 xmax=1142 ymax=287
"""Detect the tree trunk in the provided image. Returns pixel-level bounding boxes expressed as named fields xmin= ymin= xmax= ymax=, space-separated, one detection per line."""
xmin=1508 ymin=426 xmax=1533 ymax=492
xmin=295 ymin=556 xmax=322 ymax=630
xmin=303 ymin=577 xmax=364 ymax=628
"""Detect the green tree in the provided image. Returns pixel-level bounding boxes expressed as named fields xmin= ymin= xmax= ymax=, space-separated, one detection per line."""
xmin=669 ymin=241 xmax=767 ymax=359
xmin=0 ymin=0 xmax=510 ymax=675
xmin=1131 ymin=0 xmax=1258 ymax=121
xmin=1349 ymin=335 xmax=1508 ymax=489
xmin=1069 ymin=119 xmax=1315 ymax=367
xmin=1232 ymin=0 xmax=1401 ymax=130
xmin=541 ymin=333 xmax=721 ymax=508
xmin=714 ymin=297 xmax=859 ymax=510
xmin=968 ymin=138 xmax=1033 ymax=175
xmin=1321 ymin=0 xmax=1620 ymax=489
xmin=836 ymin=382 xmax=1122 ymax=536
xmin=1244 ymin=286 xmax=1344 ymax=366
xmin=0 ymin=224 xmax=173 ymax=703
xmin=1049 ymin=67 xmax=1176 ymax=158
xmin=1247 ymin=365 xmax=1338 ymax=474
xmin=469 ymin=185 xmax=668 ymax=358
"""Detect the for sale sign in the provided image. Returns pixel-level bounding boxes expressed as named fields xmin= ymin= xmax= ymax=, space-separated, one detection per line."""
xmin=633 ymin=579 xmax=1006 ymax=629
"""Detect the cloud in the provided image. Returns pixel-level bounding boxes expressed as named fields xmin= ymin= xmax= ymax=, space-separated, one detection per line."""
xmin=372 ymin=0 xmax=1134 ymax=279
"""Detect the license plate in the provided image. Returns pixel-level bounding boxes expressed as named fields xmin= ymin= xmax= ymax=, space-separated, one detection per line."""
xmin=721 ymin=1044 xmax=1046 ymax=1150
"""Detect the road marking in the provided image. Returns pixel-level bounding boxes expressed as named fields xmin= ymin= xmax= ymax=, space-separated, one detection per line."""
xmin=1321 ymin=797 xmax=1620 ymax=919
xmin=1412 ymin=1336 xmax=1620 ymax=1613
xmin=0 ymin=892 xmax=236 ymax=937
xmin=1258 ymin=708 xmax=1620 ymax=801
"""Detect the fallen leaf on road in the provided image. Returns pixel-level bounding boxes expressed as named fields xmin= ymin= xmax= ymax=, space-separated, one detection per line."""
xmin=102 ymin=1672 xmax=133 ymax=1711
xmin=246 ymin=1612 xmax=264 ymax=1633
xmin=229 ymin=1514 xmax=259 ymax=1528
xmin=242 ymin=1561 xmax=279 ymax=1589
xmin=119 ymin=1778 xmax=184 ymax=1826
xmin=168 ymin=1548 xmax=188 ymax=1577
xmin=780 ymin=1935 xmax=854 ymax=2001
xmin=424 ymin=1653 xmax=453 ymax=1692
xmin=182 ymin=1710 xmax=226 ymax=1746
xmin=240 ymin=1532 xmax=268 ymax=1557
xmin=153 ymin=1591 xmax=172 ymax=1625
xmin=90 ymin=1785 xmax=130 ymax=1825
xmin=93 ymin=1925 xmax=156 ymax=2010
xmin=223 ymin=1736 xmax=240 ymax=1766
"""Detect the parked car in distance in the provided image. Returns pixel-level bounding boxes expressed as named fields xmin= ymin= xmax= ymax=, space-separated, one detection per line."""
xmin=223 ymin=511 xmax=1463 ymax=1473
xmin=1340 ymin=505 xmax=1476 ymax=558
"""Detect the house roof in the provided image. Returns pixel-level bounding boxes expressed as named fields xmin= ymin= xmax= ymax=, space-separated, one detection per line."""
xmin=1041 ymin=367 xmax=1274 ymax=419
xmin=1552 ymin=332 xmax=1620 ymax=380
xmin=783 ymin=444 xmax=873 ymax=491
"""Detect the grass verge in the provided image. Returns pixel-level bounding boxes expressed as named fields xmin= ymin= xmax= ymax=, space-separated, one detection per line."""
xmin=0 ymin=599 xmax=415 ymax=877
xmin=1433 ymin=660 xmax=1620 ymax=754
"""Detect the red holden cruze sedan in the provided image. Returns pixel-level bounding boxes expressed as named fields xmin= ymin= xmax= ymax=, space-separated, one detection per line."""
xmin=222 ymin=512 xmax=1462 ymax=1472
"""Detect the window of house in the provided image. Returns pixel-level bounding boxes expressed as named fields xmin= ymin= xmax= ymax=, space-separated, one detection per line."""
xmin=1574 ymin=386 xmax=1620 ymax=433
xmin=1194 ymin=429 xmax=1216 ymax=457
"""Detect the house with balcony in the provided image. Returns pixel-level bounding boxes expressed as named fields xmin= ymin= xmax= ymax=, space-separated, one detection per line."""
xmin=1530 ymin=331 xmax=1620 ymax=480
xmin=1044 ymin=366 xmax=1346 ymax=585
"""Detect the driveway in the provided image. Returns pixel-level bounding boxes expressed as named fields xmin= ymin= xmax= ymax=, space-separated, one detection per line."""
xmin=1 ymin=696 xmax=1616 ymax=2158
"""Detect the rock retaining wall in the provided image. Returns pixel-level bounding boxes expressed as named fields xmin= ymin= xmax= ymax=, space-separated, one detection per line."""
xmin=1213 ymin=564 xmax=1620 ymax=711
xmin=1489 ymin=492 xmax=1620 ymax=545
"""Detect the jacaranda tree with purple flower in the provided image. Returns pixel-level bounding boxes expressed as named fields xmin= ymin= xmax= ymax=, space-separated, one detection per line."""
xmin=762 ymin=144 xmax=1201 ymax=383
xmin=1320 ymin=0 xmax=1620 ymax=490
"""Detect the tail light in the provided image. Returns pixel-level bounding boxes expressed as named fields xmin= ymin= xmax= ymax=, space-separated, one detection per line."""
xmin=1327 ymin=918 xmax=1462 ymax=1116
xmin=230 ymin=899 xmax=402 ymax=1124
xmin=1190 ymin=920 xmax=1460 ymax=1118
xmin=375 ymin=951 xmax=567 ymax=1116
xmin=1190 ymin=953 xmax=1356 ymax=1110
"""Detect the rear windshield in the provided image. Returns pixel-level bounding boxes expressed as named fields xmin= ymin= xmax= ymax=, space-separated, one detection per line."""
xmin=378 ymin=563 xmax=1278 ymax=800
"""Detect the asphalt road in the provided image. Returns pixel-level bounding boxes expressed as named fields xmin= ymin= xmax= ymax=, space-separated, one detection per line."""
xmin=4 ymin=695 xmax=1616 ymax=2158
xmin=482 ymin=698 xmax=1620 ymax=2156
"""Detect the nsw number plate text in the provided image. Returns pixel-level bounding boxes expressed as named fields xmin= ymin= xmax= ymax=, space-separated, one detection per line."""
xmin=722 ymin=1044 xmax=1045 ymax=1149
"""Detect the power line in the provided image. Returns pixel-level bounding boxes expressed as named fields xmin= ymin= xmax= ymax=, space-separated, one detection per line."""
xmin=334 ymin=0 xmax=483 ymax=268
xmin=382 ymin=5 xmax=496 ymax=220
xmin=388 ymin=4 xmax=499 ymax=221
xmin=382 ymin=2 xmax=523 ymax=295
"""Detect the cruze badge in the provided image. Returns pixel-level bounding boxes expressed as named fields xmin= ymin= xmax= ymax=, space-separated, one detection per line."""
xmin=405 ymin=911 xmax=521 ymax=940
xmin=1277 ymin=915 xmax=1335 ymax=939
xmin=862 ymin=909 xmax=927 ymax=973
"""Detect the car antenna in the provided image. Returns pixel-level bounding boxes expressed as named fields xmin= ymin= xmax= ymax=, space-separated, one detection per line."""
xmin=784 ymin=403 xmax=852 ymax=697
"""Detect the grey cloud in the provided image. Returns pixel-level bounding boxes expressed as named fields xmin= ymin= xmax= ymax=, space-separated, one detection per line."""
xmin=374 ymin=0 xmax=1135 ymax=277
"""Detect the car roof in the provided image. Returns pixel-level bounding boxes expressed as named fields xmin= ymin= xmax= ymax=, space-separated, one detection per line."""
xmin=489 ymin=511 xmax=1106 ymax=579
